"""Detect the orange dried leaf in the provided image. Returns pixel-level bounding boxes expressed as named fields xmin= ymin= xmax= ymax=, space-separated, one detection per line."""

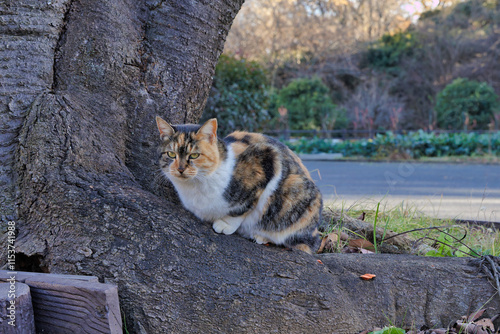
xmin=360 ymin=273 xmax=376 ymax=280
xmin=317 ymin=259 xmax=324 ymax=265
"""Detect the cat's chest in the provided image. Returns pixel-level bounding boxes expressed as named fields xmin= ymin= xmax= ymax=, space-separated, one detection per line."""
xmin=176 ymin=176 xmax=231 ymax=220
xmin=173 ymin=149 xmax=235 ymax=221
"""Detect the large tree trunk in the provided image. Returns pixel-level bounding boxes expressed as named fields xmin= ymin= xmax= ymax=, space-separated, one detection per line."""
xmin=1 ymin=1 xmax=498 ymax=333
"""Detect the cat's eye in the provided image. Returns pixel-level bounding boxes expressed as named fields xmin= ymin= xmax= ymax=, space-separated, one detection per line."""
xmin=189 ymin=153 xmax=200 ymax=159
xmin=166 ymin=151 xmax=176 ymax=158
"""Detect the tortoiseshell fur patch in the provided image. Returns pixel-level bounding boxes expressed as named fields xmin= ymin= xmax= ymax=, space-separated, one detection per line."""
xmin=156 ymin=117 xmax=322 ymax=253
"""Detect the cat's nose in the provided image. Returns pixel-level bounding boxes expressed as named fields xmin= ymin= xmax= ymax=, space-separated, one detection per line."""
xmin=178 ymin=167 xmax=185 ymax=174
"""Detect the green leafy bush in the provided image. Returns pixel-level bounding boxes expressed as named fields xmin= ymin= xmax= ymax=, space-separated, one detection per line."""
xmin=425 ymin=232 xmax=472 ymax=257
xmin=203 ymin=55 xmax=271 ymax=135
xmin=276 ymin=77 xmax=346 ymax=131
xmin=370 ymin=327 xmax=406 ymax=334
xmin=435 ymin=78 xmax=500 ymax=130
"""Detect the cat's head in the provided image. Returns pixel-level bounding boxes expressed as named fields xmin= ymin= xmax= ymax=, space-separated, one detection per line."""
xmin=156 ymin=116 xmax=220 ymax=181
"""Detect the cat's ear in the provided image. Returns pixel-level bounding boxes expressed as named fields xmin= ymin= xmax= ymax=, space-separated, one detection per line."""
xmin=197 ymin=118 xmax=218 ymax=144
xmin=156 ymin=116 xmax=175 ymax=140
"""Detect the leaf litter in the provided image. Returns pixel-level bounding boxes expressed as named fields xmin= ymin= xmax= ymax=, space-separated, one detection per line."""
xmin=317 ymin=209 xmax=500 ymax=334
xmin=359 ymin=309 xmax=500 ymax=334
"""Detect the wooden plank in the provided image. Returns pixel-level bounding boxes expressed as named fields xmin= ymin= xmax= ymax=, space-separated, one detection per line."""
xmin=24 ymin=276 xmax=122 ymax=334
xmin=0 ymin=282 xmax=36 ymax=334
xmin=0 ymin=270 xmax=99 ymax=283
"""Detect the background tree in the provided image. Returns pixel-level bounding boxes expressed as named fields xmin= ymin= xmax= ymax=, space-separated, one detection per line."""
xmin=0 ymin=0 xmax=247 ymax=331
xmin=224 ymin=0 xmax=410 ymax=88
xmin=221 ymin=0 xmax=500 ymax=131
xmin=276 ymin=77 xmax=346 ymax=132
xmin=202 ymin=54 xmax=271 ymax=135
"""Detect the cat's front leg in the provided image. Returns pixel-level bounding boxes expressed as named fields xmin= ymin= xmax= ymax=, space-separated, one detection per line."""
xmin=213 ymin=216 xmax=244 ymax=235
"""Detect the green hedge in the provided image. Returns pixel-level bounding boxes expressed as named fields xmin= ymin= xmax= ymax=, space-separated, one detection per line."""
xmin=286 ymin=131 xmax=500 ymax=158
xmin=436 ymin=78 xmax=500 ymax=131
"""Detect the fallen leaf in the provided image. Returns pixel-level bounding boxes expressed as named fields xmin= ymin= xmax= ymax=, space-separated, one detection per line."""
xmin=428 ymin=329 xmax=448 ymax=334
xmin=317 ymin=237 xmax=328 ymax=253
xmin=349 ymin=239 xmax=375 ymax=251
xmin=324 ymin=233 xmax=338 ymax=250
xmin=339 ymin=231 xmax=349 ymax=241
xmin=317 ymin=259 xmax=323 ymax=265
xmin=467 ymin=309 xmax=486 ymax=323
xmin=455 ymin=321 xmax=491 ymax=334
xmin=328 ymin=232 xmax=339 ymax=242
xmin=475 ymin=318 xmax=495 ymax=331
xmin=360 ymin=273 xmax=376 ymax=280
xmin=342 ymin=246 xmax=359 ymax=253
xmin=318 ymin=232 xmax=339 ymax=253
xmin=359 ymin=248 xmax=374 ymax=254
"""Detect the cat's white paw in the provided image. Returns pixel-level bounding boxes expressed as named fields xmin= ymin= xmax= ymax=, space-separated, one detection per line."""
xmin=213 ymin=219 xmax=239 ymax=235
xmin=254 ymin=235 xmax=271 ymax=244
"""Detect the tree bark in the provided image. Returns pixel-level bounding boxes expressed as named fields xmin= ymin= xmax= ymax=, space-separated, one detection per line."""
xmin=1 ymin=1 xmax=499 ymax=333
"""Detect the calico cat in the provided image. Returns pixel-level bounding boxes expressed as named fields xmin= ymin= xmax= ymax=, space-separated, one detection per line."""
xmin=156 ymin=116 xmax=322 ymax=253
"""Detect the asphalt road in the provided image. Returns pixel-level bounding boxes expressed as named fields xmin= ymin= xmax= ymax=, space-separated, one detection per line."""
xmin=303 ymin=161 xmax=500 ymax=222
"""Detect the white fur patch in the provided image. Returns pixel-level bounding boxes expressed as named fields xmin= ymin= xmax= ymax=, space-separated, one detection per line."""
xmin=167 ymin=147 xmax=236 ymax=222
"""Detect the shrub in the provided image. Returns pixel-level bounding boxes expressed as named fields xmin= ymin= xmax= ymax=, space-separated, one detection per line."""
xmin=435 ymin=78 xmax=500 ymax=130
xmin=361 ymin=31 xmax=419 ymax=73
xmin=276 ymin=77 xmax=346 ymax=131
xmin=203 ymin=55 xmax=271 ymax=135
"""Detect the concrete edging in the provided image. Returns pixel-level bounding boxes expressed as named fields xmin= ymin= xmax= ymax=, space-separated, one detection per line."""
xmin=298 ymin=153 xmax=343 ymax=161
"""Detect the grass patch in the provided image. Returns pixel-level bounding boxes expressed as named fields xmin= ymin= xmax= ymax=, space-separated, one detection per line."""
xmin=324 ymin=199 xmax=500 ymax=257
